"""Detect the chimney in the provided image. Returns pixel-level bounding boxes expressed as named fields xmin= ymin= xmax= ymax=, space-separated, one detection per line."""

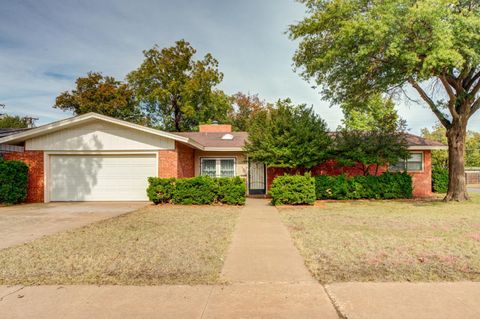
xmin=199 ymin=122 xmax=232 ymax=133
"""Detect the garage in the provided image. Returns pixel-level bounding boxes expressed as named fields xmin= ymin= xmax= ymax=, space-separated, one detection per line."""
xmin=49 ymin=154 xmax=157 ymax=201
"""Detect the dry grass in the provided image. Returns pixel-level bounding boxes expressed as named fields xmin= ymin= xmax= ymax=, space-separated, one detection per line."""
xmin=0 ymin=205 xmax=240 ymax=285
xmin=278 ymin=195 xmax=480 ymax=283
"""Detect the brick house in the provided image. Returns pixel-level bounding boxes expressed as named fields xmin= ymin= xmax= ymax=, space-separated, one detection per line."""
xmin=0 ymin=113 xmax=446 ymax=202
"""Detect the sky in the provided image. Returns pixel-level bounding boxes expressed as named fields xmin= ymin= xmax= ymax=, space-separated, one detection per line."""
xmin=1 ymin=0 xmax=478 ymax=134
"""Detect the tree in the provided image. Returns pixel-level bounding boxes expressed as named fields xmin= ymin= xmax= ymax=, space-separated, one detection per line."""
xmin=336 ymin=99 xmax=409 ymax=175
xmin=342 ymin=94 xmax=400 ymax=131
xmin=421 ymin=123 xmax=449 ymax=168
xmin=127 ymin=40 xmax=231 ymax=131
xmin=422 ymin=123 xmax=480 ymax=168
xmin=54 ymin=72 xmax=145 ymax=124
xmin=244 ymin=98 xmax=332 ymax=169
xmin=0 ymin=115 xmax=31 ymax=129
xmin=0 ymin=105 xmax=36 ymax=128
xmin=290 ymin=0 xmax=480 ymax=201
xmin=228 ymin=92 xmax=270 ymax=131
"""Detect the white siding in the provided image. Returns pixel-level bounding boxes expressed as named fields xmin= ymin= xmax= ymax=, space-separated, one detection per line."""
xmin=26 ymin=120 xmax=175 ymax=151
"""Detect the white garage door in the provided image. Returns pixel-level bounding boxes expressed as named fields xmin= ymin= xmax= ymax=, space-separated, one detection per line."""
xmin=50 ymin=154 xmax=156 ymax=201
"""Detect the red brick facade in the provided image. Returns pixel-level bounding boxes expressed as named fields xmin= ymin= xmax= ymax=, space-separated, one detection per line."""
xmin=3 ymin=151 xmax=44 ymax=203
xmin=157 ymin=142 xmax=195 ymax=178
xmin=267 ymin=150 xmax=432 ymax=198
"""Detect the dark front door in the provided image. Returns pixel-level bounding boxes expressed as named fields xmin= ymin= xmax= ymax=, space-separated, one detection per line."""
xmin=249 ymin=161 xmax=266 ymax=195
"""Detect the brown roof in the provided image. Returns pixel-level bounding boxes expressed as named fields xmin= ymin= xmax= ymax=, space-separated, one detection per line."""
xmin=174 ymin=132 xmax=248 ymax=148
xmin=173 ymin=131 xmax=445 ymax=150
xmin=404 ymin=133 xmax=446 ymax=148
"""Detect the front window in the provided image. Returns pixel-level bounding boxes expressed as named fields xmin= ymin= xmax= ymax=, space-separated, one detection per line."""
xmin=201 ymin=158 xmax=235 ymax=177
xmin=389 ymin=152 xmax=423 ymax=172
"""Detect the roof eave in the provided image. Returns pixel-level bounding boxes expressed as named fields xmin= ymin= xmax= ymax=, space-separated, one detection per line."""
xmin=0 ymin=113 xmax=190 ymax=145
xmin=408 ymin=145 xmax=448 ymax=150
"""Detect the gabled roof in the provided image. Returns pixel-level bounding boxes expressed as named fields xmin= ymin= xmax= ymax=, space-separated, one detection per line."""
xmin=0 ymin=112 xmax=201 ymax=148
xmin=404 ymin=133 xmax=447 ymax=150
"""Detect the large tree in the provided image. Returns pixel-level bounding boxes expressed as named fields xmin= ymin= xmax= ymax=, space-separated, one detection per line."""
xmin=244 ymin=98 xmax=332 ymax=169
xmin=127 ymin=40 xmax=231 ymax=132
xmin=422 ymin=123 xmax=480 ymax=168
xmin=54 ymin=72 xmax=145 ymax=124
xmin=290 ymin=0 xmax=480 ymax=201
xmin=228 ymin=92 xmax=270 ymax=131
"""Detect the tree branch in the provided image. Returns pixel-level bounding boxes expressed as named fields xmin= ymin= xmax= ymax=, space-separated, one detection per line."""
xmin=409 ymin=79 xmax=451 ymax=128
xmin=466 ymin=69 xmax=480 ymax=90
xmin=440 ymin=75 xmax=459 ymax=119
xmin=470 ymin=98 xmax=480 ymax=118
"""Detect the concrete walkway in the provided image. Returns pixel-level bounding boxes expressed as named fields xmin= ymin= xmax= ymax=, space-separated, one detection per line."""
xmin=327 ymin=282 xmax=480 ymax=319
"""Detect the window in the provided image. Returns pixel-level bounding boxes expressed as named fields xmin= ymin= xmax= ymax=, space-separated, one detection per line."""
xmin=389 ymin=152 xmax=423 ymax=172
xmin=201 ymin=158 xmax=235 ymax=177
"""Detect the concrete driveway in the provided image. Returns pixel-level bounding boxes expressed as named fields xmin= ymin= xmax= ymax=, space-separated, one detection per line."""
xmin=0 ymin=202 xmax=148 ymax=250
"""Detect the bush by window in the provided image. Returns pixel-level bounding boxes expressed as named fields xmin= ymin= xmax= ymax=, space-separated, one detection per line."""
xmin=147 ymin=176 xmax=246 ymax=205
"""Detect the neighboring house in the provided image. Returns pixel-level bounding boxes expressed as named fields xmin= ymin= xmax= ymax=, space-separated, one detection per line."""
xmin=0 ymin=113 xmax=446 ymax=202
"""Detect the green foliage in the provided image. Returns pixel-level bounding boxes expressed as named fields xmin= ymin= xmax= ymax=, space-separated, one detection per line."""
xmin=269 ymin=173 xmax=316 ymax=206
xmin=146 ymin=177 xmax=175 ymax=204
xmin=422 ymin=123 xmax=480 ymax=168
xmin=432 ymin=167 xmax=449 ymax=193
xmin=54 ymin=72 xmax=145 ymax=124
xmin=342 ymin=94 xmax=400 ymax=131
xmin=315 ymin=172 xmax=413 ymax=200
xmin=290 ymin=0 xmax=480 ymax=200
xmin=173 ymin=176 xmax=219 ymax=205
xmin=0 ymin=115 xmax=31 ymax=129
xmin=217 ymin=177 xmax=246 ymax=205
xmin=0 ymin=159 xmax=29 ymax=204
xmin=127 ymin=40 xmax=231 ymax=132
xmin=147 ymin=176 xmax=246 ymax=205
xmin=245 ymin=99 xmax=332 ymax=169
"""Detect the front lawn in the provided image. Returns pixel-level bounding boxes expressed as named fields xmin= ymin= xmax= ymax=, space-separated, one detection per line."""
xmin=279 ymin=195 xmax=480 ymax=283
xmin=0 ymin=205 xmax=240 ymax=285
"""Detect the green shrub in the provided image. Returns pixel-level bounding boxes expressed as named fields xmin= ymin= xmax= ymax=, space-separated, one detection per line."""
xmin=217 ymin=176 xmax=246 ymax=205
xmin=147 ymin=177 xmax=175 ymax=204
xmin=313 ymin=172 xmax=412 ymax=200
xmin=147 ymin=176 xmax=246 ymax=205
xmin=269 ymin=173 xmax=316 ymax=205
xmin=173 ymin=176 xmax=219 ymax=205
xmin=432 ymin=166 xmax=448 ymax=193
xmin=0 ymin=159 xmax=29 ymax=204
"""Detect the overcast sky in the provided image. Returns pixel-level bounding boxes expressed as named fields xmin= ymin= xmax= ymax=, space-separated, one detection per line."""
xmin=1 ymin=0 xmax=478 ymax=134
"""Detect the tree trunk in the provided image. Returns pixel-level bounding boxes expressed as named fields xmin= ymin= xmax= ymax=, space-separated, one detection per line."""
xmin=444 ymin=120 xmax=469 ymax=201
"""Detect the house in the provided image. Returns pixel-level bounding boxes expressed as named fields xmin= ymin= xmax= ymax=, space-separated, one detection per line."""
xmin=0 ymin=112 xmax=446 ymax=202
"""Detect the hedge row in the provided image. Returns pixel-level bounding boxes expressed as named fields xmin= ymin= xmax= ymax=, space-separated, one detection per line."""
xmin=269 ymin=172 xmax=413 ymax=205
xmin=315 ymin=172 xmax=413 ymax=200
xmin=0 ymin=159 xmax=29 ymax=204
xmin=432 ymin=166 xmax=448 ymax=193
xmin=147 ymin=176 xmax=246 ymax=205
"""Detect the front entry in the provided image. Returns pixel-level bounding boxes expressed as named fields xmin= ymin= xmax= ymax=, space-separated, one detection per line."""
xmin=248 ymin=161 xmax=266 ymax=195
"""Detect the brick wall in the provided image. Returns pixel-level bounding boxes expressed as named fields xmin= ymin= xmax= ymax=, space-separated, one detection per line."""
xmin=3 ymin=151 xmax=44 ymax=203
xmin=157 ymin=142 xmax=195 ymax=178
xmin=176 ymin=142 xmax=195 ymax=178
xmin=267 ymin=150 xmax=433 ymax=198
